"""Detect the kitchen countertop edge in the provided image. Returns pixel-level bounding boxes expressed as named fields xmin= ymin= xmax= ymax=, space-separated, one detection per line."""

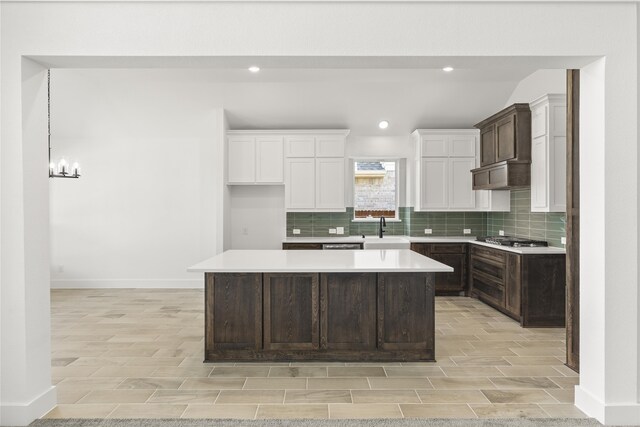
xmin=282 ymin=236 xmax=566 ymax=255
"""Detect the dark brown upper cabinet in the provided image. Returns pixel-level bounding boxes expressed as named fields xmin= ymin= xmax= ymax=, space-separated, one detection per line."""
xmin=473 ymin=104 xmax=532 ymax=190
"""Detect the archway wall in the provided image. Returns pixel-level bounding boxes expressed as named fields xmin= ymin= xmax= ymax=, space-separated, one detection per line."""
xmin=0 ymin=1 xmax=637 ymax=425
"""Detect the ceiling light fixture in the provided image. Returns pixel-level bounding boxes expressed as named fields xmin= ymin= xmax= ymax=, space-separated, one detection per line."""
xmin=48 ymin=70 xmax=80 ymax=179
xmin=248 ymin=66 xmax=260 ymax=73
xmin=442 ymin=66 xmax=454 ymax=72
xmin=378 ymin=120 xmax=389 ymax=129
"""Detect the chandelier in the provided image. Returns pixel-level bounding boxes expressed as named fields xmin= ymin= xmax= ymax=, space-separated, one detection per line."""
xmin=48 ymin=70 xmax=80 ymax=178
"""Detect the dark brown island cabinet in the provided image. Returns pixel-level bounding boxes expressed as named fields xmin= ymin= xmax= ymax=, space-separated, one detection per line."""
xmin=410 ymin=243 xmax=468 ymax=295
xmin=469 ymin=245 xmax=566 ymax=327
xmin=205 ymin=271 xmax=435 ymax=362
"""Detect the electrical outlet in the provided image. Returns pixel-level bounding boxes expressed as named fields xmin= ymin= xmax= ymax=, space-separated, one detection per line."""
xmin=561 ymin=237 xmax=567 ymax=245
xmin=424 ymin=229 xmax=432 ymax=234
xmin=499 ymin=230 xmax=505 ymax=236
xmin=463 ymin=228 xmax=471 ymax=235
xmin=336 ymin=227 xmax=344 ymax=235
xmin=329 ymin=228 xmax=337 ymax=234
xmin=292 ymin=229 xmax=301 ymax=235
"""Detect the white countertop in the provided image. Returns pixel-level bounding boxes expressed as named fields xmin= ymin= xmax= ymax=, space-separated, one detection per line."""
xmin=282 ymin=236 xmax=566 ymax=255
xmin=188 ymin=249 xmax=454 ymax=273
xmin=470 ymin=240 xmax=566 ymax=255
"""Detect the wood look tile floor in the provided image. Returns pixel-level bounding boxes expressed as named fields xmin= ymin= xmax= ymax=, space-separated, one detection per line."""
xmin=46 ymin=289 xmax=585 ymax=420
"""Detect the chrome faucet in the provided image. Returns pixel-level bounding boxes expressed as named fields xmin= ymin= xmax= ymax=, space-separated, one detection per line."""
xmin=378 ymin=216 xmax=386 ymax=238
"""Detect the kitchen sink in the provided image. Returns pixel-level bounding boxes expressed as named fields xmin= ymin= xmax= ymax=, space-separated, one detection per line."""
xmin=362 ymin=236 xmax=411 ymax=250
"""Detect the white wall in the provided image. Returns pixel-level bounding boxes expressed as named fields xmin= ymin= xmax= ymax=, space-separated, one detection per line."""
xmin=229 ymin=186 xmax=286 ymax=249
xmin=505 ymin=69 xmax=567 ymax=105
xmin=48 ymin=69 xmax=223 ymax=288
xmin=1 ymin=1 xmax=638 ymax=426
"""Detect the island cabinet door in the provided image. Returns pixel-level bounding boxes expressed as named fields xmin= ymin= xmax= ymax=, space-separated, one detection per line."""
xmin=263 ymin=273 xmax=320 ymax=350
xmin=206 ymin=273 xmax=262 ymax=351
xmin=377 ymin=273 xmax=435 ymax=353
xmin=320 ymin=273 xmax=377 ymax=350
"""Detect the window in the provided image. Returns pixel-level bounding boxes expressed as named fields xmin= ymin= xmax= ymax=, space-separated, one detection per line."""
xmin=353 ymin=160 xmax=398 ymax=220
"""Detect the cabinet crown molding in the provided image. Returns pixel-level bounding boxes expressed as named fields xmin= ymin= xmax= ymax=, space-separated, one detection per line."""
xmin=529 ymin=93 xmax=566 ymax=109
xmin=412 ymin=129 xmax=479 ymax=136
xmin=473 ymin=103 xmax=531 ymax=129
xmin=228 ymin=129 xmax=350 ymax=136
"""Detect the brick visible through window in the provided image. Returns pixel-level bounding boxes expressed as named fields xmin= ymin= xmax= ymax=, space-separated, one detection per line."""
xmin=354 ymin=161 xmax=397 ymax=219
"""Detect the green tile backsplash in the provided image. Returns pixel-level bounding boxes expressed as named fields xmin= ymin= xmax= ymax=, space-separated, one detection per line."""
xmin=408 ymin=211 xmax=487 ymax=237
xmin=286 ymin=189 xmax=566 ymax=247
xmin=486 ymin=189 xmax=566 ymax=248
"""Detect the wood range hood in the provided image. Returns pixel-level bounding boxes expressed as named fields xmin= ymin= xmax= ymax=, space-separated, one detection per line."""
xmin=471 ymin=103 xmax=532 ymax=190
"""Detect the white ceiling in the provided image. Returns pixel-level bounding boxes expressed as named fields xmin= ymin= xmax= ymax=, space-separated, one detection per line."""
xmin=46 ymin=56 xmax=580 ymax=138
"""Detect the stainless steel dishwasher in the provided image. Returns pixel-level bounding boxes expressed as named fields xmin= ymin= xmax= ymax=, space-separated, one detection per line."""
xmin=321 ymin=243 xmax=362 ymax=250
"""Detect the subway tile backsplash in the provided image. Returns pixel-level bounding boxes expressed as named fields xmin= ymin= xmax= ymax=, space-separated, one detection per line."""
xmin=486 ymin=189 xmax=566 ymax=248
xmin=286 ymin=189 xmax=566 ymax=247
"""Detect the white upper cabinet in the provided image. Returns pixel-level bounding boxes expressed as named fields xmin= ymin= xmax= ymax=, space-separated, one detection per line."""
xmin=420 ymin=157 xmax=449 ymax=209
xmin=413 ymin=129 xmax=509 ymax=212
xmin=285 ymin=157 xmax=315 ymax=209
xmin=285 ymin=136 xmax=315 ymax=157
xmin=530 ymin=94 xmax=566 ymax=212
xmin=227 ymin=132 xmax=284 ymax=185
xmin=421 ymin=135 xmax=449 ymax=157
xmin=315 ymin=135 xmax=345 ymax=157
xmin=282 ymin=130 xmax=349 ymax=211
xmin=449 ymin=157 xmax=476 ymax=209
xmin=227 ymin=136 xmax=256 ymax=183
xmin=450 ymin=135 xmax=476 ymax=157
xmin=256 ymin=137 xmax=284 ymax=183
xmin=315 ymin=158 xmax=345 ymax=209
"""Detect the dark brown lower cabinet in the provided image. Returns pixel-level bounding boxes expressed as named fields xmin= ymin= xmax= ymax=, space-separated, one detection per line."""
xmin=410 ymin=243 xmax=467 ymax=295
xmin=263 ymin=273 xmax=319 ymax=351
xmin=204 ymin=271 xmax=435 ymax=361
xmin=377 ymin=272 xmax=434 ymax=355
xmin=470 ymin=245 xmax=565 ymax=327
xmin=205 ymin=273 xmax=262 ymax=352
xmin=320 ymin=273 xmax=376 ymax=350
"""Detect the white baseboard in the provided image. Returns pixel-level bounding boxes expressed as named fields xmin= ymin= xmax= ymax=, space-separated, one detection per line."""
xmin=575 ymin=385 xmax=640 ymax=425
xmin=0 ymin=385 xmax=57 ymax=426
xmin=50 ymin=279 xmax=203 ymax=289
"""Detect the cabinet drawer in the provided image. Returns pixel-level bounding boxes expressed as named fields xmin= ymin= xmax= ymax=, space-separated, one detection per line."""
xmin=471 ymin=245 xmax=506 ymax=264
xmin=471 ymin=256 xmax=505 ymax=281
xmin=282 ymin=243 xmax=323 ymax=250
xmin=472 ymin=272 xmax=504 ymax=307
xmin=429 ymin=243 xmax=466 ymax=254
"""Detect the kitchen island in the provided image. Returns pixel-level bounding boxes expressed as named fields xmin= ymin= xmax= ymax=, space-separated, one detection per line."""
xmin=188 ymin=249 xmax=452 ymax=362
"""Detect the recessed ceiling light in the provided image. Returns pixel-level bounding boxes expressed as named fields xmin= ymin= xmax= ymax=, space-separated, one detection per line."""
xmin=378 ymin=120 xmax=389 ymax=129
xmin=442 ymin=66 xmax=454 ymax=72
xmin=248 ymin=66 xmax=260 ymax=73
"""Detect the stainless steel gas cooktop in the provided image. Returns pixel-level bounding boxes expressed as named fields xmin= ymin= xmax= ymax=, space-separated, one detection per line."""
xmin=476 ymin=236 xmax=548 ymax=247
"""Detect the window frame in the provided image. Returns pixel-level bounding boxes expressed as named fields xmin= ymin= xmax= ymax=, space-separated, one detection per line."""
xmin=351 ymin=158 xmax=401 ymax=222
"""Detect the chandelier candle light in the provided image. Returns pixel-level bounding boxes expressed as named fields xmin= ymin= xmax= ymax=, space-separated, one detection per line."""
xmin=48 ymin=70 xmax=80 ymax=179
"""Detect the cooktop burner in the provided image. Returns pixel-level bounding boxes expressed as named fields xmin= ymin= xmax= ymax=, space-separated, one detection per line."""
xmin=476 ymin=236 xmax=548 ymax=247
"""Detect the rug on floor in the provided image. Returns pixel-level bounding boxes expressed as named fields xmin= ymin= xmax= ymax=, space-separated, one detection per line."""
xmin=27 ymin=418 xmax=604 ymax=427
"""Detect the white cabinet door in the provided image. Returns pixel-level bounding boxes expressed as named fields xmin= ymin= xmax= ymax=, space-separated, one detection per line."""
xmin=315 ymin=158 xmax=345 ymax=209
xmin=449 ymin=135 xmax=476 ymax=157
xmin=420 ymin=158 xmax=448 ymax=209
xmin=315 ymin=136 xmax=345 ymax=157
xmin=284 ymin=136 xmax=315 ymax=157
xmin=530 ymin=95 xmax=566 ymax=212
xmin=449 ymin=158 xmax=476 ymax=209
xmin=421 ymin=135 xmax=448 ymax=157
xmin=285 ymin=158 xmax=315 ymax=209
xmin=228 ymin=136 xmax=255 ymax=183
xmin=256 ymin=136 xmax=284 ymax=183
xmin=531 ymin=134 xmax=548 ymax=210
